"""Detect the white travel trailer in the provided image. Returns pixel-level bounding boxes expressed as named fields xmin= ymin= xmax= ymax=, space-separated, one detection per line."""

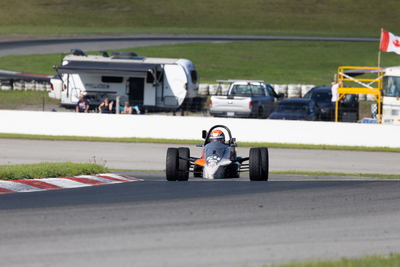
xmin=381 ymin=67 xmax=400 ymax=124
xmin=49 ymin=49 xmax=199 ymax=112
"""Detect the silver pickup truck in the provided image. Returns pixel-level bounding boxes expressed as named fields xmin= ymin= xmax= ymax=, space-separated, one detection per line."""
xmin=209 ymin=81 xmax=283 ymax=118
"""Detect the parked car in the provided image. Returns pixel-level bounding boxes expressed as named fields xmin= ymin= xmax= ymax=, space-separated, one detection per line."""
xmin=303 ymin=86 xmax=359 ymax=122
xmin=268 ymin=98 xmax=321 ymax=121
xmin=209 ymin=81 xmax=283 ymax=119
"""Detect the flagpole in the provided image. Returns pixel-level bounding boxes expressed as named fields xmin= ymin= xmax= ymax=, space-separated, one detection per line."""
xmin=378 ymin=28 xmax=382 ymax=68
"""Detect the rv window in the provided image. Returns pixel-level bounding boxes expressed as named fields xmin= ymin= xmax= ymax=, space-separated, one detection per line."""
xmin=101 ymin=76 xmax=123 ymax=83
xmin=191 ymin=70 xmax=198 ymax=84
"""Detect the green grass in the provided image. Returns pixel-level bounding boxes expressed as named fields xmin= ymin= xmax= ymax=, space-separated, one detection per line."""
xmin=108 ymin=168 xmax=400 ymax=180
xmin=269 ymin=170 xmax=400 ymax=180
xmin=266 ymin=253 xmax=400 ymax=267
xmin=0 ymin=0 xmax=400 ymax=38
xmin=0 ymin=162 xmax=108 ymax=180
xmin=1 ymin=41 xmax=399 ymax=86
xmin=125 ymin=41 xmax=399 ymax=85
xmin=0 ymin=90 xmax=60 ymax=110
xmin=0 ymin=133 xmax=399 ymax=153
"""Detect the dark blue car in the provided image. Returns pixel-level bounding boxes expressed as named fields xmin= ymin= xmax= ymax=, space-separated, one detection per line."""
xmin=268 ymin=98 xmax=321 ymax=121
xmin=303 ymin=86 xmax=359 ymax=122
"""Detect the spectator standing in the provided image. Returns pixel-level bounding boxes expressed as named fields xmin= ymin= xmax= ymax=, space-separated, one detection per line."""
xmin=76 ymin=95 xmax=89 ymax=113
xmin=331 ymin=80 xmax=341 ymax=120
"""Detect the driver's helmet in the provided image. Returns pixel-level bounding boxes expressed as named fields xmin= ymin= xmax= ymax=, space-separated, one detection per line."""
xmin=210 ymin=129 xmax=225 ymax=143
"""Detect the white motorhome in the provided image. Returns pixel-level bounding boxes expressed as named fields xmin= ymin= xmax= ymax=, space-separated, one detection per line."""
xmin=382 ymin=67 xmax=400 ymax=124
xmin=341 ymin=66 xmax=400 ymax=124
xmin=49 ymin=49 xmax=199 ymax=112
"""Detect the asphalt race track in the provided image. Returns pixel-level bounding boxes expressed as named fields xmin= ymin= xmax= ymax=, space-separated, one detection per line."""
xmin=1 ymin=139 xmax=400 ymax=174
xmin=0 ymin=171 xmax=399 ymax=267
xmin=0 ymin=140 xmax=400 ymax=267
xmin=0 ymin=36 xmax=399 ymax=266
xmin=0 ymin=34 xmax=379 ymax=57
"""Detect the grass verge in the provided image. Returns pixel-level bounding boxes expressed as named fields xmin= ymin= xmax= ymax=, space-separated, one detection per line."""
xmin=0 ymin=162 xmax=108 ymax=180
xmin=0 ymin=133 xmax=399 ymax=153
xmin=267 ymin=253 xmax=400 ymax=267
xmin=0 ymin=90 xmax=60 ymax=110
xmin=109 ymin=168 xmax=400 ymax=180
xmin=1 ymin=41 xmax=399 ymax=85
xmin=0 ymin=0 xmax=400 ymax=38
xmin=269 ymin=171 xmax=400 ymax=180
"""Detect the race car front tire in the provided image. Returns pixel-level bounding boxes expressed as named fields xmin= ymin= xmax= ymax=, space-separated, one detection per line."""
xmin=249 ymin=147 xmax=262 ymax=181
xmin=260 ymin=147 xmax=269 ymax=181
xmin=178 ymin=147 xmax=190 ymax=181
xmin=166 ymin=148 xmax=179 ymax=181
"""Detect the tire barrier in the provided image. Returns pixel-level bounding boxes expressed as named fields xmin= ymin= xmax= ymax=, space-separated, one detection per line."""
xmin=366 ymin=94 xmax=375 ymax=101
xmin=13 ymin=79 xmax=25 ymax=91
xmin=196 ymin=83 xmax=377 ymax=101
xmin=25 ymin=80 xmax=36 ymax=91
xmin=1 ymin=79 xmax=12 ymax=90
xmin=301 ymin=84 xmax=315 ymax=97
xmin=198 ymin=83 xmax=320 ymax=99
xmin=358 ymin=94 xmax=367 ymax=101
xmin=287 ymin=84 xmax=301 ymax=98
xmin=36 ymin=81 xmax=47 ymax=92
xmin=0 ymin=78 xmax=51 ymax=91
xmin=180 ymin=79 xmax=376 ymax=104
xmin=219 ymin=84 xmax=230 ymax=95
xmin=209 ymin=84 xmax=219 ymax=95
xmin=274 ymin=84 xmax=288 ymax=98
xmin=198 ymin=83 xmax=209 ymax=95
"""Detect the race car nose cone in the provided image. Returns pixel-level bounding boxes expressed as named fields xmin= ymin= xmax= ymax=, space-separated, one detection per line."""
xmin=203 ymin=159 xmax=231 ymax=179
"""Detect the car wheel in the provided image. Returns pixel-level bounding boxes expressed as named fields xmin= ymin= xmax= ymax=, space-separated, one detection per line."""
xmin=178 ymin=147 xmax=190 ymax=181
xmin=249 ymin=148 xmax=262 ymax=181
xmin=260 ymin=147 xmax=269 ymax=181
xmin=166 ymin=148 xmax=179 ymax=181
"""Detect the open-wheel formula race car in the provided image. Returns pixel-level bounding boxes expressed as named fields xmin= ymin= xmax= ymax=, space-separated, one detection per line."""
xmin=165 ymin=125 xmax=269 ymax=181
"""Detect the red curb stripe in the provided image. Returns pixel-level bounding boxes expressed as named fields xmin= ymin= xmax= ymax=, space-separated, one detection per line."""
xmin=0 ymin=188 xmax=16 ymax=194
xmin=94 ymin=175 xmax=130 ymax=182
xmin=0 ymin=174 xmax=139 ymax=194
xmin=12 ymin=180 xmax=63 ymax=190
xmin=117 ymin=174 xmax=142 ymax=181
xmin=59 ymin=177 xmax=108 ymax=185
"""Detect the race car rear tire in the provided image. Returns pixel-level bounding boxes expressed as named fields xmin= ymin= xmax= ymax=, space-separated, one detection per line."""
xmin=178 ymin=147 xmax=190 ymax=181
xmin=166 ymin=148 xmax=179 ymax=181
xmin=249 ymin=148 xmax=262 ymax=181
xmin=260 ymin=147 xmax=269 ymax=181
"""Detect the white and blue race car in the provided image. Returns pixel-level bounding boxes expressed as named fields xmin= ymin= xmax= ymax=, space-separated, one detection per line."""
xmin=166 ymin=125 xmax=269 ymax=181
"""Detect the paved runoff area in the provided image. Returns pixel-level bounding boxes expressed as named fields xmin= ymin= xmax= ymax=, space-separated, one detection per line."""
xmin=0 ymin=174 xmax=141 ymax=194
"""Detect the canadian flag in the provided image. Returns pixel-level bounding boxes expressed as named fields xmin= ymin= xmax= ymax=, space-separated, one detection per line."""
xmin=380 ymin=30 xmax=400 ymax=55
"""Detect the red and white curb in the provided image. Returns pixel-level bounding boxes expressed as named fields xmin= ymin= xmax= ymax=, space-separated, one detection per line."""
xmin=0 ymin=174 xmax=142 ymax=194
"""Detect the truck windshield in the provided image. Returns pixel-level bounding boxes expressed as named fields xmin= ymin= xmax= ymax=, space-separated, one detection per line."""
xmin=383 ymin=76 xmax=400 ymax=97
xmin=230 ymin=84 xmax=265 ymax=96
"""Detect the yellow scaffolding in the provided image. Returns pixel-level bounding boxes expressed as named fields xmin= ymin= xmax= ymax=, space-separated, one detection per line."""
xmin=336 ymin=66 xmax=383 ymax=124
